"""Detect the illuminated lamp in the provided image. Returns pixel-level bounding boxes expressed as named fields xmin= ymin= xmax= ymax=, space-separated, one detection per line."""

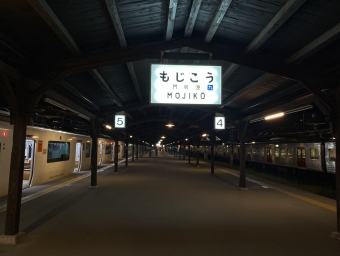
xmin=264 ymin=112 xmax=284 ymax=120
xmin=2 ymin=131 xmax=8 ymax=137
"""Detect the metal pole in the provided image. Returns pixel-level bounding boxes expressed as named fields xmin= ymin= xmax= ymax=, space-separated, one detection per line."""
xmin=125 ymin=139 xmax=128 ymax=166
xmin=239 ymin=121 xmax=249 ymax=189
xmin=210 ymin=131 xmax=215 ymax=174
xmin=114 ymin=130 xmax=118 ymax=173
xmin=132 ymin=141 xmax=134 ymax=162
xmin=90 ymin=118 xmax=99 ymax=187
xmin=136 ymin=141 xmax=138 ymax=160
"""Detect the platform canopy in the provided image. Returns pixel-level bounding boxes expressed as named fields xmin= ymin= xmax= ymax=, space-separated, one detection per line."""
xmin=0 ymin=0 xmax=340 ymax=144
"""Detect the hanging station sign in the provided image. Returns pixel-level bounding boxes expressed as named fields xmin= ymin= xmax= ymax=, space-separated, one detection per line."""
xmin=150 ymin=64 xmax=222 ymax=105
xmin=115 ymin=114 xmax=126 ymax=128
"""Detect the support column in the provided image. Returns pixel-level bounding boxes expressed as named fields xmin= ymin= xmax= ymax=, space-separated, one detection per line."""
xmin=230 ymin=128 xmax=233 ymax=168
xmin=136 ymin=141 xmax=139 ymax=160
xmin=125 ymin=138 xmax=128 ymax=166
xmin=210 ymin=131 xmax=215 ymax=175
xmin=195 ymin=138 xmax=200 ymax=167
xmin=0 ymin=74 xmax=34 ymax=241
xmin=188 ymin=145 xmax=191 ymax=163
xmin=331 ymin=89 xmax=340 ymax=239
xmin=132 ymin=140 xmax=135 ymax=162
xmin=89 ymin=118 xmax=99 ymax=187
xmin=183 ymin=141 xmax=186 ymax=160
xmin=114 ymin=130 xmax=119 ymax=173
xmin=239 ymin=121 xmax=249 ymax=189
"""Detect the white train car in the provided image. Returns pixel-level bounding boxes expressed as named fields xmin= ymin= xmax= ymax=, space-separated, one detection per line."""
xmin=0 ymin=121 xmax=125 ymax=197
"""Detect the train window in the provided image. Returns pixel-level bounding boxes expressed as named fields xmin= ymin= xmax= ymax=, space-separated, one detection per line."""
xmin=274 ymin=147 xmax=279 ymax=157
xmin=310 ymin=148 xmax=319 ymax=160
xmin=252 ymin=148 xmax=257 ymax=155
xmin=329 ymin=149 xmax=336 ymax=161
xmin=280 ymin=148 xmax=286 ymax=158
xmin=260 ymin=148 xmax=265 ymax=156
xmin=287 ymin=148 xmax=293 ymax=158
xmin=47 ymin=141 xmax=70 ymax=163
xmin=85 ymin=143 xmax=90 ymax=158
xmin=105 ymin=145 xmax=111 ymax=154
xmin=296 ymin=148 xmax=306 ymax=159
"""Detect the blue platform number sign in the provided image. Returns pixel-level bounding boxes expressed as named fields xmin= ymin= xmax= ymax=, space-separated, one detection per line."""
xmin=115 ymin=115 xmax=126 ymax=128
xmin=214 ymin=117 xmax=225 ymax=130
xmin=207 ymin=84 xmax=213 ymax=91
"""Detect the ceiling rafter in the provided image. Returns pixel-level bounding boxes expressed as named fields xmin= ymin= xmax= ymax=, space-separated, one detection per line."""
xmin=205 ymin=0 xmax=232 ymax=43
xmin=105 ymin=0 xmax=143 ymax=103
xmin=28 ymin=0 xmax=123 ymax=108
xmin=285 ymin=23 xmax=340 ymax=64
xmin=220 ymin=73 xmax=276 ymax=108
xmin=193 ymin=0 xmax=232 ymax=65
xmin=179 ymin=0 xmax=203 ymax=64
xmin=165 ymin=0 xmax=178 ymax=42
xmin=88 ymin=70 xmax=123 ymax=107
xmin=222 ymin=0 xmax=307 ymax=82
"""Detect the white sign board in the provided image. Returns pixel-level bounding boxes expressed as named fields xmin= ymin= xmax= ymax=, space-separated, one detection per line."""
xmin=214 ymin=116 xmax=225 ymax=130
xmin=150 ymin=64 xmax=222 ymax=105
xmin=115 ymin=115 xmax=126 ymax=128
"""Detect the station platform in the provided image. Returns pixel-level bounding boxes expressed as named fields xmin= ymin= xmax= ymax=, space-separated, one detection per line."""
xmin=0 ymin=152 xmax=339 ymax=255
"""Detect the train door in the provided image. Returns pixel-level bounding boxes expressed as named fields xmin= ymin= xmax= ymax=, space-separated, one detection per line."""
xmin=297 ymin=147 xmax=306 ymax=168
xmin=74 ymin=142 xmax=82 ymax=172
xmin=266 ymin=147 xmax=273 ymax=163
xmin=23 ymin=139 xmax=35 ymax=188
xmin=99 ymin=142 xmax=103 ymax=165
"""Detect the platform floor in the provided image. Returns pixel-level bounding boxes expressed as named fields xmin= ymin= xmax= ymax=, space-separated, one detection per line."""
xmin=0 ymin=152 xmax=339 ymax=255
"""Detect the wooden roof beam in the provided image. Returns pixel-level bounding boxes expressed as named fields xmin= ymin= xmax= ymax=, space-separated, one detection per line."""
xmin=184 ymin=0 xmax=203 ymax=38
xmin=285 ymin=23 xmax=340 ymax=64
xmin=165 ymin=0 xmax=178 ymax=42
xmin=28 ymin=0 xmax=123 ymax=107
xmin=220 ymin=73 xmax=276 ymax=107
xmin=205 ymin=0 xmax=232 ymax=43
xmin=194 ymin=0 xmax=232 ymax=65
xmin=178 ymin=0 xmax=203 ymax=64
xmin=105 ymin=0 xmax=143 ymax=103
xmin=245 ymin=0 xmax=307 ymax=53
xmin=28 ymin=0 xmax=82 ymax=57
xmin=88 ymin=69 xmax=123 ymax=107
xmin=222 ymin=0 xmax=307 ymax=81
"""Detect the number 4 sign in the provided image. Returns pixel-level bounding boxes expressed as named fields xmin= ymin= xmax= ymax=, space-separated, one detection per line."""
xmin=115 ymin=115 xmax=126 ymax=128
xmin=214 ymin=116 xmax=225 ymax=130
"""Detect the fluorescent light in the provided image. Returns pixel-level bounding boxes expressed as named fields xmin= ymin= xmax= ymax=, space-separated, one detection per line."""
xmin=165 ymin=123 xmax=175 ymax=127
xmin=161 ymin=136 xmax=166 ymax=139
xmin=44 ymin=98 xmax=66 ymax=110
xmin=285 ymin=105 xmax=312 ymax=114
xmin=44 ymin=97 xmax=91 ymax=121
xmin=264 ymin=112 xmax=284 ymax=120
xmin=202 ymin=134 xmax=207 ymax=137
xmin=105 ymin=125 xmax=112 ymax=130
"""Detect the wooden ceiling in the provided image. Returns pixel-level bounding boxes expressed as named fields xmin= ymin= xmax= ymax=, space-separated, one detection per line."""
xmin=1 ymin=0 xmax=340 ymax=144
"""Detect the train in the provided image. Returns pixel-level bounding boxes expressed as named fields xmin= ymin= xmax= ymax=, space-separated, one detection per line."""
xmin=0 ymin=121 xmax=139 ymax=197
xmin=189 ymin=140 xmax=336 ymax=174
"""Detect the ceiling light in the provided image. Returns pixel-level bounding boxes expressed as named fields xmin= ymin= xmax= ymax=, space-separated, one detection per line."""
xmin=161 ymin=136 xmax=166 ymax=139
xmin=202 ymin=134 xmax=207 ymax=137
xmin=165 ymin=122 xmax=175 ymax=127
xmin=105 ymin=125 xmax=112 ymax=129
xmin=264 ymin=112 xmax=284 ymax=120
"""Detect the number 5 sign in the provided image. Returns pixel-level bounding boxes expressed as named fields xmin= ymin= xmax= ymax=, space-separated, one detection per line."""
xmin=214 ymin=116 xmax=225 ymax=130
xmin=115 ymin=115 xmax=126 ymax=128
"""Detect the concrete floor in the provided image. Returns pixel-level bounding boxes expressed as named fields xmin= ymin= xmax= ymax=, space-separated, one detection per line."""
xmin=0 ymin=152 xmax=339 ymax=255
